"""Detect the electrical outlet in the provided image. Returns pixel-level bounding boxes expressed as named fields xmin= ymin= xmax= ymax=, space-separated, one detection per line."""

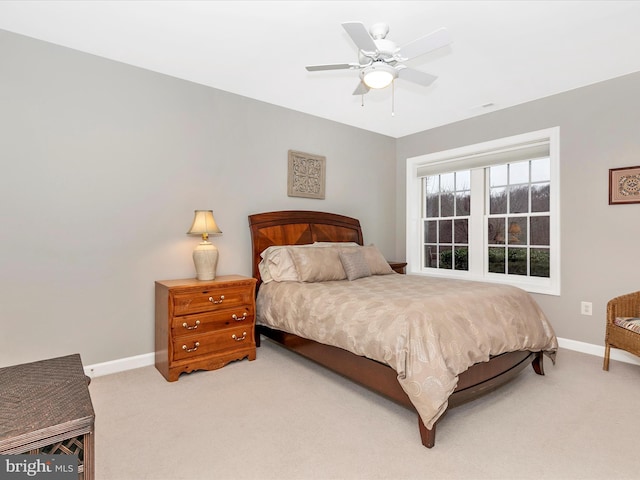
xmin=581 ymin=301 xmax=593 ymax=316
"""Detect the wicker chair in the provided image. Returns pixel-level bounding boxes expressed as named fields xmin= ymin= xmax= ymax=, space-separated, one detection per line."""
xmin=603 ymin=291 xmax=640 ymax=370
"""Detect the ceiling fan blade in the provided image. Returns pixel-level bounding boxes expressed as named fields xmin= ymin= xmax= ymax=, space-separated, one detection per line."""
xmin=306 ymin=63 xmax=359 ymax=71
xmin=397 ymin=67 xmax=438 ymax=86
xmin=342 ymin=22 xmax=377 ymax=53
xmin=352 ymin=81 xmax=370 ymax=96
xmin=398 ymin=27 xmax=452 ymax=60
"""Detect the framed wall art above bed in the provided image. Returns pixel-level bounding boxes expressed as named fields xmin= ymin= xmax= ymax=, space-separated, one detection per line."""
xmin=287 ymin=150 xmax=326 ymax=199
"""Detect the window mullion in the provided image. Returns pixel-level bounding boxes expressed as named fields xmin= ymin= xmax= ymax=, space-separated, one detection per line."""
xmin=468 ymin=168 xmax=485 ymax=275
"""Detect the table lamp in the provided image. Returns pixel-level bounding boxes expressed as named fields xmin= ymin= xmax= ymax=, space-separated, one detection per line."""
xmin=187 ymin=210 xmax=222 ymax=280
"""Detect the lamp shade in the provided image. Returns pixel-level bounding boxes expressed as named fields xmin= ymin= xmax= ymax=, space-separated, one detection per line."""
xmin=187 ymin=210 xmax=222 ymax=238
xmin=187 ymin=210 xmax=222 ymax=281
xmin=508 ymin=221 xmax=522 ymax=244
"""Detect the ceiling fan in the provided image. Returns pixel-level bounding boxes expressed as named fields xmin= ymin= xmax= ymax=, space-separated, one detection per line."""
xmin=306 ymin=22 xmax=452 ymax=95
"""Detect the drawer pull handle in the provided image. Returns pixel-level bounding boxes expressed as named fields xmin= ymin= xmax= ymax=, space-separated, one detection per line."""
xmin=182 ymin=320 xmax=201 ymax=330
xmin=232 ymin=332 xmax=247 ymax=342
xmin=208 ymin=295 xmax=225 ymax=304
xmin=182 ymin=342 xmax=200 ymax=353
xmin=232 ymin=313 xmax=248 ymax=322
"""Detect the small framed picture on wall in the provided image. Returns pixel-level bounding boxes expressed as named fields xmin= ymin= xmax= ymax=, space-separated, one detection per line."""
xmin=287 ymin=150 xmax=326 ymax=199
xmin=609 ymin=165 xmax=640 ymax=205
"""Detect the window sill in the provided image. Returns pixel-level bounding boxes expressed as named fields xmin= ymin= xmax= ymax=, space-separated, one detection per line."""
xmin=406 ymin=269 xmax=560 ymax=296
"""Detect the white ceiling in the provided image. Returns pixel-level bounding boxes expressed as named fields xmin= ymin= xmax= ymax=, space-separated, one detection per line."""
xmin=2 ymin=1 xmax=640 ymax=138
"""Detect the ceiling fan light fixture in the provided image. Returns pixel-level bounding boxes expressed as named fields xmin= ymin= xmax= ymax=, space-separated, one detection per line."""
xmin=362 ymin=62 xmax=397 ymax=89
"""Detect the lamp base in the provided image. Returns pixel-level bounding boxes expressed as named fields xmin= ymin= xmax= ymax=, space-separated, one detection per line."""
xmin=192 ymin=241 xmax=218 ymax=281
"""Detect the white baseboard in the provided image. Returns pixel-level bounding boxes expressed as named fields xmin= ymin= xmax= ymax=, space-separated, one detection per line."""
xmin=82 ymin=337 xmax=639 ymax=378
xmin=557 ymin=337 xmax=640 ymax=366
xmin=84 ymin=352 xmax=154 ymax=378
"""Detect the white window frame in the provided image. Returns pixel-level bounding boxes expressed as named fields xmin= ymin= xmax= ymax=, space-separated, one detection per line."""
xmin=406 ymin=127 xmax=560 ymax=296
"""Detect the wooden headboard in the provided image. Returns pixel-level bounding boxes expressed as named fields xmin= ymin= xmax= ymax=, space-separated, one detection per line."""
xmin=248 ymin=210 xmax=364 ymax=286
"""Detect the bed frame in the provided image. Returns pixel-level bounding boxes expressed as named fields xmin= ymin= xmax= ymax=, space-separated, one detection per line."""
xmin=249 ymin=210 xmax=544 ymax=448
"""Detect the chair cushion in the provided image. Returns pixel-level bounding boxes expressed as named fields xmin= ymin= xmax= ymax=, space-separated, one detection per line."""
xmin=614 ymin=317 xmax=640 ymax=334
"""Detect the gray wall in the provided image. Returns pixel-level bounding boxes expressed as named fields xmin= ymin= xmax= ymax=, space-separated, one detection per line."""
xmin=396 ymin=71 xmax=640 ymax=346
xmin=2 ymin=28 xmax=638 ymax=368
xmin=0 ymin=30 xmax=396 ymax=367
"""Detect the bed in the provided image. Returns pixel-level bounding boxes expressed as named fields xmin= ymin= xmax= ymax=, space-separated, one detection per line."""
xmin=248 ymin=210 xmax=557 ymax=448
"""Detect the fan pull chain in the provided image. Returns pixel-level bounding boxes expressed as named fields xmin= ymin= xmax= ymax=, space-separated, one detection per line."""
xmin=391 ymin=79 xmax=395 ymax=116
xmin=361 ymin=94 xmax=364 ymax=107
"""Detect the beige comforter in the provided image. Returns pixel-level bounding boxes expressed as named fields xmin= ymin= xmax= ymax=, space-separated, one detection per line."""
xmin=256 ymin=274 xmax=557 ymax=429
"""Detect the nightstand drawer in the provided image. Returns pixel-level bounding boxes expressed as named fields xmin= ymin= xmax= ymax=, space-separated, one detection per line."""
xmin=173 ymin=327 xmax=254 ymax=361
xmin=171 ymin=307 xmax=254 ymax=336
xmin=172 ymin=283 xmax=254 ymax=315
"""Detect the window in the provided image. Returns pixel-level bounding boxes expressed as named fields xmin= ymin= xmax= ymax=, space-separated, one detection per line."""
xmin=486 ymin=159 xmax=551 ymax=277
xmin=406 ymin=128 xmax=560 ymax=295
xmin=424 ymin=170 xmax=470 ymax=271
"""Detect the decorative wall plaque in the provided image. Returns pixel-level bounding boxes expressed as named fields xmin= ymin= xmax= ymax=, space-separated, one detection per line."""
xmin=609 ymin=165 xmax=640 ymax=205
xmin=287 ymin=150 xmax=326 ymax=199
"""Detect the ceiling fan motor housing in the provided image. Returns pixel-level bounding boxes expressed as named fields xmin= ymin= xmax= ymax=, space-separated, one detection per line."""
xmin=359 ymin=37 xmax=398 ymax=64
xmin=373 ymin=38 xmax=398 ymax=60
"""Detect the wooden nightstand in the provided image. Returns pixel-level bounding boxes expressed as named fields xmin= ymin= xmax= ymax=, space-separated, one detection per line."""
xmin=155 ymin=275 xmax=257 ymax=382
xmin=388 ymin=261 xmax=407 ymax=274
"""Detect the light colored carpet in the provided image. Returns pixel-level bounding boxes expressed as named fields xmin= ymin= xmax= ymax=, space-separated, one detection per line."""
xmin=89 ymin=340 xmax=639 ymax=480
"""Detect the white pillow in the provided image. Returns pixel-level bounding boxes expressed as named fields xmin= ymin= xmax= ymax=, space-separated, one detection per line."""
xmin=258 ymin=259 xmax=274 ymax=283
xmin=259 ymin=245 xmax=300 ymax=283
